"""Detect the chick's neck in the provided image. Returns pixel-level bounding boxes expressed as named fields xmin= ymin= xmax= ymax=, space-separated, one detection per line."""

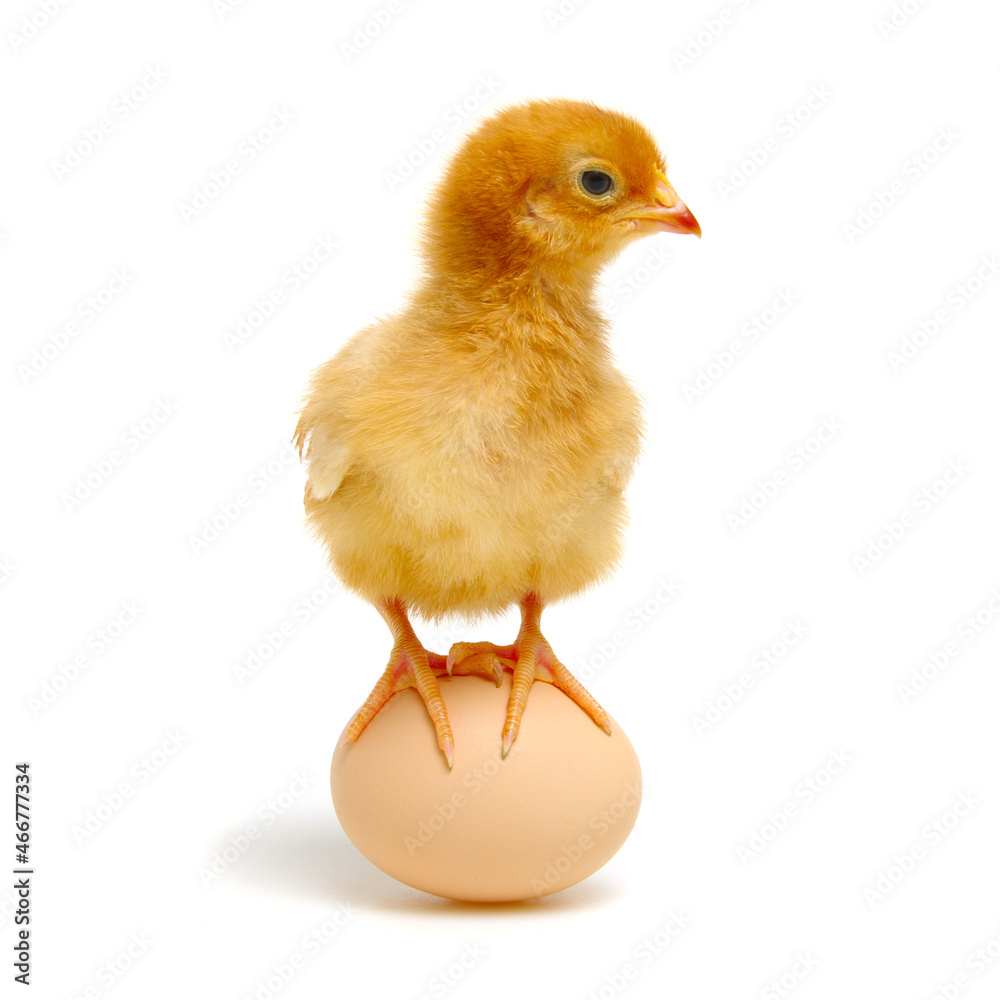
xmin=418 ymin=253 xmax=610 ymax=351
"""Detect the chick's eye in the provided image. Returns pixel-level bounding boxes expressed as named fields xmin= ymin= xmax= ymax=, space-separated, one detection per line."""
xmin=579 ymin=170 xmax=614 ymax=196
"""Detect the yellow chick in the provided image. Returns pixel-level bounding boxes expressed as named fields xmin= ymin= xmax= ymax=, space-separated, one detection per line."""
xmin=295 ymin=98 xmax=700 ymax=767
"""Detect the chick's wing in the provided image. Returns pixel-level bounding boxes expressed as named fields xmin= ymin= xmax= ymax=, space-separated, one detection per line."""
xmin=293 ymin=327 xmax=383 ymax=501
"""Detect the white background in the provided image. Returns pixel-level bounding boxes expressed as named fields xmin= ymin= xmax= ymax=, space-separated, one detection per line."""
xmin=4 ymin=0 xmax=1000 ymax=997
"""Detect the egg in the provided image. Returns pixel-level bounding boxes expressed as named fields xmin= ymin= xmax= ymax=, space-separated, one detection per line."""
xmin=331 ymin=672 xmax=641 ymax=902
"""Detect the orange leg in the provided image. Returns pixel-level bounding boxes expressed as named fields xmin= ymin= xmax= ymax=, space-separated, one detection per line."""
xmin=447 ymin=593 xmax=611 ymax=758
xmin=338 ymin=598 xmax=502 ymax=768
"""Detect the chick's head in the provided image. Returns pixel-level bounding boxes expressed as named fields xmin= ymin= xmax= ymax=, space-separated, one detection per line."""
xmin=423 ymin=98 xmax=700 ymax=283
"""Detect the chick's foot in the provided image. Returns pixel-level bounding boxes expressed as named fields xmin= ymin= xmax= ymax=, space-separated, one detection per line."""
xmin=339 ymin=599 xmax=505 ymax=768
xmin=446 ymin=594 xmax=612 ymax=758
xmin=338 ymin=639 xmax=455 ymax=765
xmin=443 ymin=640 xmax=518 ymax=688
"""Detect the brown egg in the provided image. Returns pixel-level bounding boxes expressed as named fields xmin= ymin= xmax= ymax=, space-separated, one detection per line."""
xmin=331 ymin=673 xmax=641 ymax=902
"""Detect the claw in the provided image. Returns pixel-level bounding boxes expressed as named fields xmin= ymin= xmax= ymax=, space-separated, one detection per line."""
xmin=446 ymin=640 xmax=518 ymax=675
xmin=439 ymin=645 xmax=506 ymax=686
xmin=453 ymin=652 xmax=505 ymax=686
xmin=497 ymin=593 xmax=611 ymax=755
xmin=344 ymin=597 xmax=608 ymax=767
xmin=340 ymin=599 xmax=456 ymax=767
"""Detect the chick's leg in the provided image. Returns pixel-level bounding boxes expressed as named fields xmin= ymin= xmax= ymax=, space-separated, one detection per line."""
xmin=339 ymin=598 xmax=502 ymax=768
xmin=338 ymin=598 xmax=453 ymax=763
xmin=447 ymin=593 xmax=611 ymax=757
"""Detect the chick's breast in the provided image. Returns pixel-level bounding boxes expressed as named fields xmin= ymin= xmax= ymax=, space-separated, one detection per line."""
xmin=299 ymin=315 xmax=643 ymax=623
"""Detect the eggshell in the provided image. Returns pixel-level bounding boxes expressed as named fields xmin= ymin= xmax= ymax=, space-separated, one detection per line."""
xmin=331 ymin=673 xmax=641 ymax=902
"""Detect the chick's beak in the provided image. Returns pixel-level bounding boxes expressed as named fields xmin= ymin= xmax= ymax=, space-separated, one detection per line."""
xmin=628 ymin=170 xmax=701 ymax=238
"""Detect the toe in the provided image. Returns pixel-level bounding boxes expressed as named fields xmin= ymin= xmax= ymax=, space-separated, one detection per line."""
xmin=550 ymin=658 xmax=612 ymax=734
xmin=446 ymin=640 xmax=516 ymax=674
xmin=409 ymin=655 xmax=455 ymax=768
xmin=425 ymin=650 xmax=449 ymax=672
xmin=445 ymin=650 xmax=505 ymax=686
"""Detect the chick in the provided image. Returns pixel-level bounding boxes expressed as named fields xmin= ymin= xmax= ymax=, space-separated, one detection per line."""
xmin=295 ymin=99 xmax=699 ymax=767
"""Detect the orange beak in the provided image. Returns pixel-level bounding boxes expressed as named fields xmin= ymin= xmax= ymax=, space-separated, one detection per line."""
xmin=627 ymin=169 xmax=701 ymax=238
